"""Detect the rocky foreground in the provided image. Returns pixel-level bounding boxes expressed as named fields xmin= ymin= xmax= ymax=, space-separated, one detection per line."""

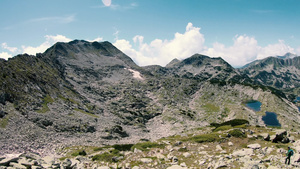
xmin=1 ymin=122 xmax=300 ymax=169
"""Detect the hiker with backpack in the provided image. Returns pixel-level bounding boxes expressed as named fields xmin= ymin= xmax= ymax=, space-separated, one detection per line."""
xmin=285 ymin=146 xmax=294 ymax=165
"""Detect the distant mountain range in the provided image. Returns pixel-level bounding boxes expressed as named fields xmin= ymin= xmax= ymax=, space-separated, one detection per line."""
xmin=239 ymin=53 xmax=300 ymax=94
xmin=0 ymin=40 xmax=299 ymax=155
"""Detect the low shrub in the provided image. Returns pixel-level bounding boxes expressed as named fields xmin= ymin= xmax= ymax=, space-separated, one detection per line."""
xmin=131 ymin=142 xmax=165 ymax=151
xmin=228 ymin=129 xmax=246 ymax=138
xmin=71 ymin=150 xmax=87 ymax=156
xmin=213 ymin=125 xmax=232 ymax=132
xmin=188 ymin=133 xmax=221 ymax=143
xmin=92 ymin=149 xmax=123 ymax=162
xmin=113 ymin=144 xmax=134 ymax=151
xmin=211 ymin=119 xmax=249 ymax=128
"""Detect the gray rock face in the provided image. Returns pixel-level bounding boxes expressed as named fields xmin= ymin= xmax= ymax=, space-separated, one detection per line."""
xmin=239 ymin=54 xmax=300 ymax=90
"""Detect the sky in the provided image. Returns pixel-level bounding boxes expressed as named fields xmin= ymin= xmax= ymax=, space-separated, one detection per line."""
xmin=1 ymin=0 xmax=300 ymax=67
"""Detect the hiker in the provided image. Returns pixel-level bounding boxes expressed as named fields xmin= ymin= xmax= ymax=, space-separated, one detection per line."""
xmin=285 ymin=146 xmax=294 ymax=165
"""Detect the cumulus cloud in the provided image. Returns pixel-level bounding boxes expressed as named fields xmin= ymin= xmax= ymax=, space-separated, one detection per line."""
xmin=1 ymin=43 xmax=18 ymax=53
xmin=87 ymin=37 xmax=103 ymax=42
xmin=203 ymin=36 xmax=295 ymax=67
xmin=114 ymin=22 xmax=296 ymax=67
xmin=297 ymin=47 xmax=300 ymax=56
xmin=0 ymin=52 xmax=13 ymax=60
xmin=22 ymin=35 xmax=72 ymax=55
xmin=204 ymin=35 xmax=259 ymax=67
xmin=114 ymin=22 xmax=205 ymax=66
xmin=257 ymin=40 xmax=295 ymax=59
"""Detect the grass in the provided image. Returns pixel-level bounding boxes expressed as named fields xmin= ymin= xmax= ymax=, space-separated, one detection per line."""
xmin=71 ymin=150 xmax=87 ymax=156
xmin=213 ymin=125 xmax=232 ymax=132
xmin=186 ymin=133 xmax=222 ymax=143
xmin=202 ymin=103 xmax=220 ymax=113
xmin=58 ymin=95 xmax=79 ymax=104
xmin=92 ymin=149 xmax=123 ymax=162
xmin=131 ymin=142 xmax=166 ymax=151
xmin=228 ymin=129 xmax=247 ymax=138
xmin=36 ymin=95 xmax=54 ymax=113
xmin=0 ymin=117 xmax=9 ymax=128
xmin=74 ymin=108 xmax=98 ymax=118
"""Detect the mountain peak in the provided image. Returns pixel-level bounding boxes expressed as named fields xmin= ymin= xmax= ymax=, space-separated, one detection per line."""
xmin=276 ymin=52 xmax=297 ymax=59
xmin=43 ymin=40 xmax=138 ymax=69
xmin=166 ymin=58 xmax=180 ymax=68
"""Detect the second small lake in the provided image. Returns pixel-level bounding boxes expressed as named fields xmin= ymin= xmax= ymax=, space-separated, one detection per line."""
xmin=262 ymin=112 xmax=281 ymax=127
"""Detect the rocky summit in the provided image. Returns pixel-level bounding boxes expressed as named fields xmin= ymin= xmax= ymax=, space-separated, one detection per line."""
xmin=1 ymin=40 xmax=300 ymax=168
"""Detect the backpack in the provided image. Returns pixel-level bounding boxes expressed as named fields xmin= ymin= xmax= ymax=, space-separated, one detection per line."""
xmin=288 ymin=149 xmax=294 ymax=156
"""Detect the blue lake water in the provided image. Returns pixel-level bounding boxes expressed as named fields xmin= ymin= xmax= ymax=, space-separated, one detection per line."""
xmin=262 ymin=112 xmax=281 ymax=127
xmin=246 ymin=100 xmax=262 ymax=112
xmin=246 ymin=100 xmax=281 ymax=127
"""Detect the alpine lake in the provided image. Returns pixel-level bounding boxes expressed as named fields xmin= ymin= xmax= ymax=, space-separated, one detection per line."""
xmin=246 ymin=100 xmax=281 ymax=127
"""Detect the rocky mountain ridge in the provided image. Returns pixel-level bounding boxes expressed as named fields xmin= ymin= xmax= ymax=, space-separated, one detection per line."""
xmin=239 ymin=54 xmax=300 ymax=95
xmin=0 ymin=40 xmax=300 ymax=158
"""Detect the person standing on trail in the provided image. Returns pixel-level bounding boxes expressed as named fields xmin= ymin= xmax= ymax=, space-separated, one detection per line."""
xmin=285 ymin=146 xmax=294 ymax=165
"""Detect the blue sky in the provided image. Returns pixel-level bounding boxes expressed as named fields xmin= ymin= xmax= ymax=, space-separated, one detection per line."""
xmin=1 ymin=0 xmax=300 ymax=67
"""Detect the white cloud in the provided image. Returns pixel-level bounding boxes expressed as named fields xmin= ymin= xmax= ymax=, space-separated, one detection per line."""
xmin=114 ymin=23 xmax=296 ymax=67
xmin=114 ymin=22 xmax=205 ymax=66
xmin=22 ymin=35 xmax=72 ymax=55
xmin=297 ymin=47 xmax=300 ymax=56
xmin=1 ymin=43 xmax=18 ymax=53
xmin=29 ymin=15 xmax=75 ymax=24
xmin=204 ymin=35 xmax=259 ymax=67
xmin=203 ymin=36 xmax=295 ymax=67
xmin=0 ymin=52 xmax=13 ymax=60
xmin=257 ymin=40 xmax=295 ymax=59
xmin=93 ymin=1 xmax=137 ymax=10
xmin=87 ymin=37 xmax=103 ymax=42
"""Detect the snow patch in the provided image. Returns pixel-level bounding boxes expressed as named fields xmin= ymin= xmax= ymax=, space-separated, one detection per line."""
xmin=125 ymin=68 xmax=144 ymax=80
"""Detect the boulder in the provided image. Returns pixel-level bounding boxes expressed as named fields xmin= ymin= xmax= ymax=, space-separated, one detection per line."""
xmin=9 ymin=162 xmax=27 ymax=169
xmin=166 ymin=165 xmax=186 ymax=169
xmin=172 ymin=156 xmax=179 ymax=164
xmin=61 ymin=158 xmax=72 ymax=168
xmin=156 ymin=153 xmax=165 ymax=159
xmin=259 ymin=133 xmax=270 ymax=141
xmin=216 ymin=145 xmax=223 ymax=151
xmin=214 ymin=160 xmax=227 ymax=169
xmin=98 ymin=167 xmax=110 ymax=169
xmin=183 ymin=152 xmax=191 ymax=158
xmin=272 ymin=129 xmax=287 ymax=143
xmin=140 ymin=158 xmax=153 ymax=163
xmin=0 ymin=154 xmax=21 ymax=166
xmin=247 ymin=143 xmax=261 ymax=149
xmin=289 ymin=136 xmax=295 ymax=143
xmin=232 ymin=148 xmax=254 ymax=157
xmin=281 ymin=137 xmax=290 ymax=143
xmin=174 ymin=141 xmax=182 ymax=146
